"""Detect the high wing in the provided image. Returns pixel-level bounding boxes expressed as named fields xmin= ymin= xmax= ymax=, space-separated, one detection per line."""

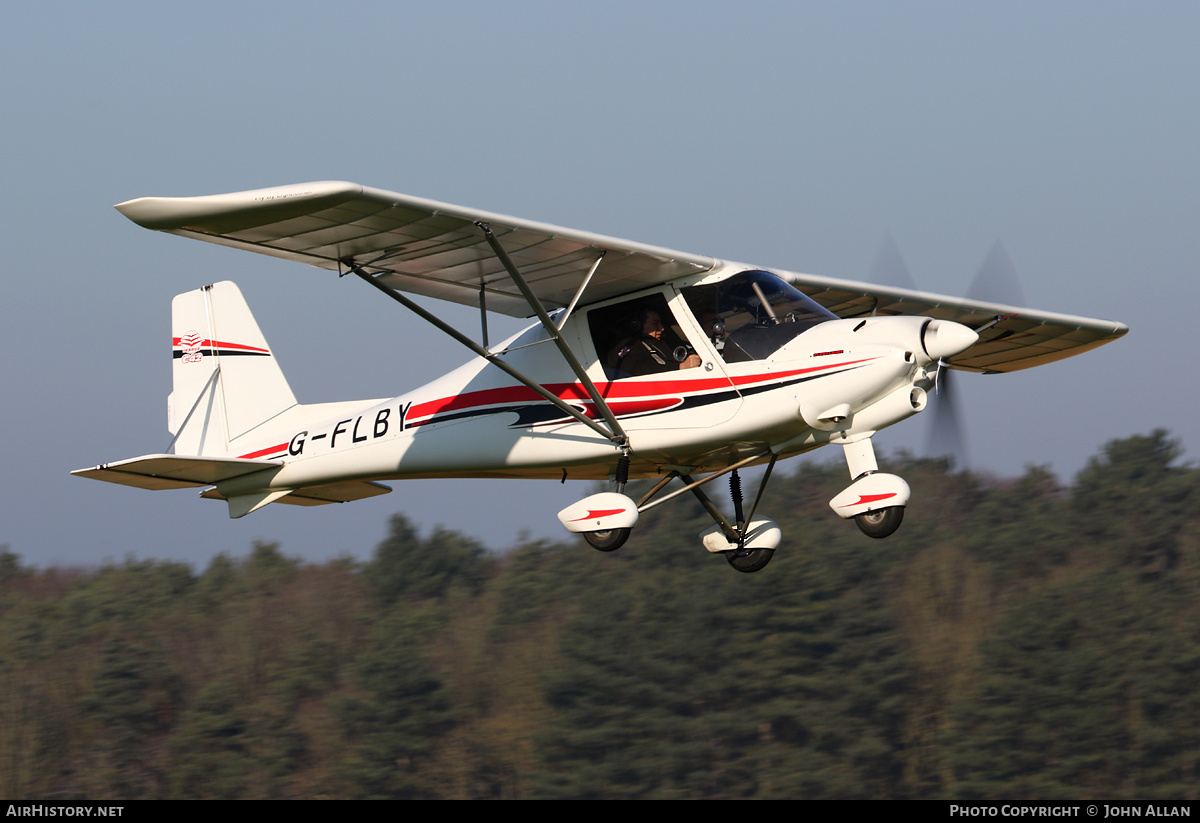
xmin=115 ymin=181 xmax=1126 ymax=371
xmin=116 ymin=181 xmax=715 ymax=317
xmin=780 ymin=272 xmax=1128 ymax=373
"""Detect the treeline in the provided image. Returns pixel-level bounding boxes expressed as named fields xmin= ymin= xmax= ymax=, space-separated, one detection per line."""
xmin=2 ymin=430 xmax=1199 ymax=799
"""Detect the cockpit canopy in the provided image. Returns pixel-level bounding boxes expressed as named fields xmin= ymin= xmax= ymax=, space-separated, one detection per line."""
xmin=682 ymin=270 xmax=837 ymax=362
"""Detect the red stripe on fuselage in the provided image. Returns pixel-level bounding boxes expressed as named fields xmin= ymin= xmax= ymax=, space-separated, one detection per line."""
xmin=238 ymin=443 xmax=288 ymax=460
xmin=234 ymin=356 xmax=883 ymax=460
xmin=406 ymin=357 xmax=880 ymax=423
xmin=585 ymin=396 xmax=681 ymax=417
xmin=405 ymin=376 xmax=729 ymax=420
xmin=729 ymin=358 xmax=879 ymax=389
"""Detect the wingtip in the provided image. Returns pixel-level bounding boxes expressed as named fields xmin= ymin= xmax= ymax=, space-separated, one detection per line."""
xmin=113 ymin=181 xmax=364 ymax=230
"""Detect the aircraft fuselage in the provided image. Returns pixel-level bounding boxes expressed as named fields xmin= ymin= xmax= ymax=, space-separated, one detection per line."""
xmin=212 ymin=268 xmax=964 ymax=499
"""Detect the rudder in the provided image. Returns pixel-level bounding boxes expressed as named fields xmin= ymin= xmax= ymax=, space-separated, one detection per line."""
xmin=169 ymin=282 xmax=298 ymax=456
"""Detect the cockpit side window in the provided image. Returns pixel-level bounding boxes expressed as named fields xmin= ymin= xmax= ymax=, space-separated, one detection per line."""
xmin=682 ymin=270 xmax=836 ymax=363
xmin=587 ymin=294 xmax=701 ymax=379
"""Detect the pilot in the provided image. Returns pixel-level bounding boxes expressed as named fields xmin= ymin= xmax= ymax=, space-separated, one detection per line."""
xmin=608 ymin=308 xmax=702 ymax=376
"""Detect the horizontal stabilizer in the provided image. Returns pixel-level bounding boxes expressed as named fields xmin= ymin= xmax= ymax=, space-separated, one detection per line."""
xmin=71 ymin=454 xmax=279 ymax=491
xmin=286 ymin=480 xmax=392 ymax=504
xmin=199 ymin=479 xmax=392 ymax=510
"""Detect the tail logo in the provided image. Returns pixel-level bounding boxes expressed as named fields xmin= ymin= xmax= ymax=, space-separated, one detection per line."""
xmin=180 ymin=330 xmax=204 ymax=364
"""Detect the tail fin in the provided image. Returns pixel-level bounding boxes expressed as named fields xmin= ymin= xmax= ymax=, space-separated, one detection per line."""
xmin=74 ymin=280 xmax=394 ymax=517
xmin=169 ymin=281 xmax=297 ymax=456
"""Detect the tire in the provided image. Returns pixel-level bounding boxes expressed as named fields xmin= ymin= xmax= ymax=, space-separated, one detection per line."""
xmin=855 ymin=506 xmax=904 ymax=539
xmin=726 ymin=548 xmax=774 ymax=573
xmin=583 ymin=528 xmax=630 ymax=552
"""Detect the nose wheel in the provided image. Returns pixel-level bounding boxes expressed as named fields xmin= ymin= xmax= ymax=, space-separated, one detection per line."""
xmin=833 ymin=437 xmax=911 ymax=539
xmin=854 ymin=505 xmax=904 ymax=539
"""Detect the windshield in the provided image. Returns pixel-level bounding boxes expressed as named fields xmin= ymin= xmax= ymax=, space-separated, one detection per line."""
xmin=682 ymin=270 xmax=837 ymax=362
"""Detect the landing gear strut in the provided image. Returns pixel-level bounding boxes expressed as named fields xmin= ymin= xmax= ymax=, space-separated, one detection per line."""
xmin=831 ymin=436 xmax=910 ymax=538
xmin=582 ymin=453 xmax=633 ymax=552
xmin=677 ymin=456 xmax=782 ymax=574
xmin=561 ymin=450 xmax=783 ymax=572
xmin=722 ymin=468 xmax=775 ymax=572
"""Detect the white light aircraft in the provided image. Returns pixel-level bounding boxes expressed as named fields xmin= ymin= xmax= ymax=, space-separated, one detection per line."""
xmin=74 ymin=182 xmax=1127 ymax=572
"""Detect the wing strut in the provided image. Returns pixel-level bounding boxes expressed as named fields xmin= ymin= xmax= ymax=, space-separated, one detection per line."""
xmin=475 ymin=222 xmax=629 ymax=448
xmin=342 ymin=262 xmax=625 ymax=446
xmin=557 ymin=250 xmax=606 ymax=330
xmin=478 ymin=281 xmax=489 ymax=350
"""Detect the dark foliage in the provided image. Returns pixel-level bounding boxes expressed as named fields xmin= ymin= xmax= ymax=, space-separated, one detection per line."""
xmin=1 ymin=432 xmax=1198 ymax=798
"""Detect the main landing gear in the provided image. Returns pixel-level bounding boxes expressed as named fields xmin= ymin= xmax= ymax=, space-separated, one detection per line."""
xmin=582 ymin=528 xmax=631 ymax=552
xmin=559 ymin=436 xmax=911 ymax=572
xmin=558 ymin=449 xmax=785 ymax=573
xmin=695 ymin=466 xmax=782 ymax=574
xmin=557 ymin=453 xmax=641 ymax=553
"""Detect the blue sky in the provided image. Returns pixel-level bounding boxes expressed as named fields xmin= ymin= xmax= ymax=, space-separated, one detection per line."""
xmin=3 ymin=1 xmax=1196 ymax=566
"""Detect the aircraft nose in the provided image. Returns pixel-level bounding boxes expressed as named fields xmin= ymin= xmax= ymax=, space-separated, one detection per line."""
xmin=922 ymin=319 xmax=978 ymax=361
